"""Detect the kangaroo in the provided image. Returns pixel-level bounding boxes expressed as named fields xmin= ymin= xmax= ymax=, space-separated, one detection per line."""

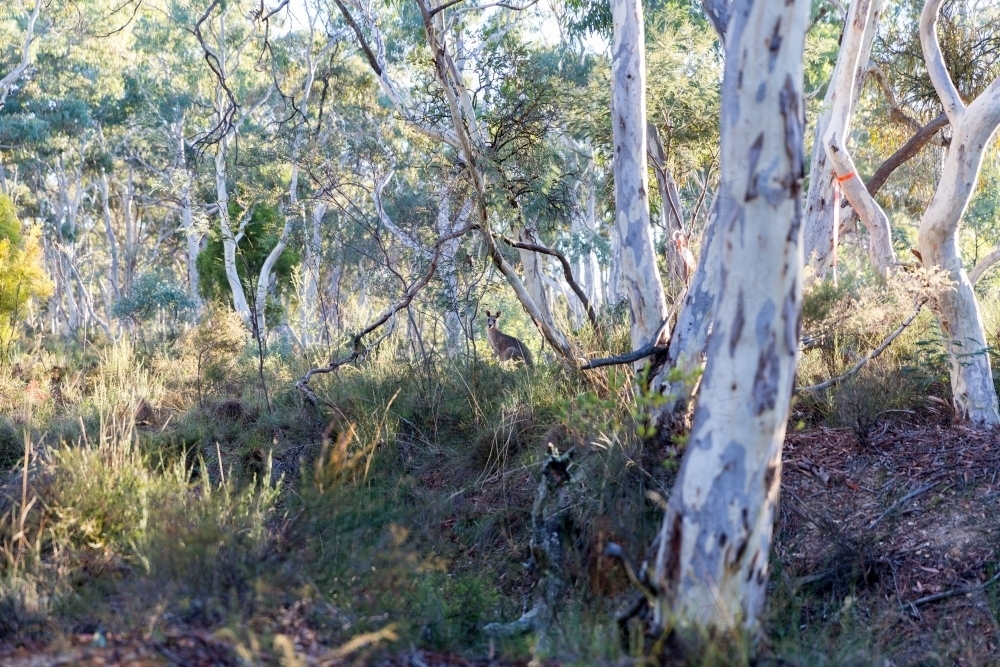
xmin=485 ymin=311 xmax=533 ymax=368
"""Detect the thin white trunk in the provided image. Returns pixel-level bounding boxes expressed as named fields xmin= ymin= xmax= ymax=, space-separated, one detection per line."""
xmin=648 ymin=122 xmax=689 ymax=290
xmin=654 ymin=195 xmax=721 ymax=429
xmin=0 ymin=0 xmax=41 ymax=108
xmin=517 ymin=222 xmax=557 ymax=333
xmin=654 ymin=0 xmax=808 ymax=631
xmin=215 ymin=136 xmax=252 ymax=323
xmin=99 ymin=170 xmax=121 ymax=299
xmin=122 ymin=166 xmax=138 ymax=290
xmin=821 ymin=0 xmax=895 ymax=278
xmin=611 ymin=0 xmax=669 ymax=365
xmin=916 ymin=0 xmax=1000 ymax=424
xmin=300 ymin=200 xmax=327 ymax=346
xmin=255 ymin=216 xmax=292 ymax=336
xmin=180 ymin=179 xmax=203 ymax=311
xmin=436 ymin=192 xmax=467 ymax=355
xmin=802 ymin=0 xmax=883 ymax=278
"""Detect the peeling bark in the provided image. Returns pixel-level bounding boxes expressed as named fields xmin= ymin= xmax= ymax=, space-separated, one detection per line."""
xmin=653 ymin=0 xmax=808 ymax=632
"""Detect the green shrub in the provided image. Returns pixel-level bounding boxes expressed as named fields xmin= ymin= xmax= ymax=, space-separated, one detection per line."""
xmin=0 ymin=194 xmax=52 ymax=351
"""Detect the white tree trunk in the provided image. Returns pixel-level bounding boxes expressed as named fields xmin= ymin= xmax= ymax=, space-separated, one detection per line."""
xmin=436 ymin=192 xmax=468 ymax=355
xmin=180 ymin=178 xmax=203 ymax=311
xmin=0 ymin=0 xmax=41 ymax=108
xmin=648 ymin=122 xmax=689 ymax=291
xmin=653 ymin=0 xmax=808 ymax=631
xmin=611 ymin=0 xmax=669 ymax=365
xmin=517 ymin=222 xmax=558 ymax=334
xmin=254 ymin=217 xmax=291 ymax=336
xmin=821 ymin=0 xmax=896 ymax=278
xmin=300 ymin=200 xmax=327 ymax=346
xmin=215 ymin=136 xmax=252 ymax=323
xmin=99 ymin=170 xmax=121 ymax=299
xmin=916 ymin=0 xmax=1000 ymax=425
xmin=802 ymin=0 xmax=883 ymax=278
xmin=175 ymin=122 xmax=203 ymax=312
xmin=653 ymin=195 xmax=721 ymax=429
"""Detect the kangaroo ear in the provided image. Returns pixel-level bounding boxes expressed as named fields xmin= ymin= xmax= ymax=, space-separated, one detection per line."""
xmin=485 ymin=310 xmax=492 ymax=318
xmin=497 ymin=311 xmax=502 ymax=318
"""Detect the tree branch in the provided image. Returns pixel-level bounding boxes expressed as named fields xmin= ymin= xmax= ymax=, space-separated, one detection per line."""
xmin=920 ymin=0 xmax=965 ymax=125
xmin=331 ymin=0 xmax=382 ymax=76
xmin=0 ymin=0 xmax=42 ymax=109
xmin=580 ymin=292 xmax=685 ymax=371
xmin=970 ymin=248 xmax=1000 ymax=285
xmin=699 ymin=0 xmax=729 ymax=41
xmin=864 ymin=113 xmax=949 ymax=197
xmin=798 ymin=299 xmax=927 ymax=394
xmin=498 ymin=235 xmax=600 ymax=335
xmin=295 ymin=222 xmax=474 ymax=405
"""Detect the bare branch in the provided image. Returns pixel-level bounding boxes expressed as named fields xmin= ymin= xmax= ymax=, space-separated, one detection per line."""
xmin=798 ymin=299 xmax=927 ymax=394
xmin=580 ymin=292 xmax=685 ymax=371
xmin=867 ymin=61 xmax=924 ymax=134
xmin=864 ymin=113 xmax=949 ymax=197
xmin=498 ymin=235 xmax=601 ymax=335
xmin=331 ymin=0 xmax=383 ymax=76
xmin=452 ymin=0 xmax=539 ymax=13
xmin=970 ymin=248 xmax=1000 ymax=285
xmin=295 ymin=222 xmax=475 ymax=404
xmin=0 ymin=0 xmax=42 ymax=109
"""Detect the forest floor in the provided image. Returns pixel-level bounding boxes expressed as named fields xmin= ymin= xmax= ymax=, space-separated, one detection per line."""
xmin=778 ymin=420 xmax=1000 ymax=665
xmin=2 ymin=410 xmax=999 ymax=667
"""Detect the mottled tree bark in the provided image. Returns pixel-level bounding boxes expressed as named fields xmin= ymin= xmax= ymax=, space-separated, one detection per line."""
xmin=822 ymin=0 xmax=896 ymax=278
xmin=916 ymin=0 xmax=1000 ymax=424
xmin=653 ymin=0 xmax=808 ymax=632
xmin=611 ymin=0 xmax=669 ymax=368
xmin=802 ymin=0 xmax=883 ymax=278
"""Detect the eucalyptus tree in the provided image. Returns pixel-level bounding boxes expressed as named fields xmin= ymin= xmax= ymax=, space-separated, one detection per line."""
xmin=191 ymin=0 xmax=276 ymax=327
xmin=652 ymin=0 xmax=809 ymax=632
xmin=609 ymin=0 xmax=668 ymax=364
xmin=328 ymin=0 xmax=577 ymax=360
xmin=802 ymin=0 xmax=889 ymax=279
xmin=0 ymin=0 xmax=43 ymax=112
xmin=912 ymin=0 xmax=1000 ymax=424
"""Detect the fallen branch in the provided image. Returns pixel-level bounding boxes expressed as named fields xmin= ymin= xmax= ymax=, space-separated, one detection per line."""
xmin=868 ymin=477 xmax=942 ymax=530
xmin=295 ymin=224 xmax=473 ymax=406
xmin=798 ymin=298 xmax=927 ymax=394
xmin=910 ymin=570 xmax=1000 ymax=608
xmin=498 ymin=235 xmax=601 ymax=336
xmin=580 ymin=291 xmax=684 ymax=371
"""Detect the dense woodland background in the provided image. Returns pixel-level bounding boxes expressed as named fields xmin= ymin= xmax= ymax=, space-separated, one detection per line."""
xmin=1 ymin=0 xmax=1000 ymax=664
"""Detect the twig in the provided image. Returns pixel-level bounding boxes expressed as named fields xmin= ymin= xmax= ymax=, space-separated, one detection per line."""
xmin=868 ymin=478 xmax=942 ymax=530
xmin=799 ymin=299 xmax=927 ymax=394
xmin=910 ymin=571 xmax=1000 ymax=608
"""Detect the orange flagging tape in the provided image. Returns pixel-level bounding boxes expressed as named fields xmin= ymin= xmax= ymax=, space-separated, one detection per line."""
xmin=835 ymin=171 xmax=856 ymax=183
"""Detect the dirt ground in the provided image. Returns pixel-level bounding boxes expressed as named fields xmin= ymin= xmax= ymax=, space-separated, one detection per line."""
xmin=780 ymin=421 xmax=1000 ymax=664
xmin=3 ymin=421 xmax=1000 ymax=666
